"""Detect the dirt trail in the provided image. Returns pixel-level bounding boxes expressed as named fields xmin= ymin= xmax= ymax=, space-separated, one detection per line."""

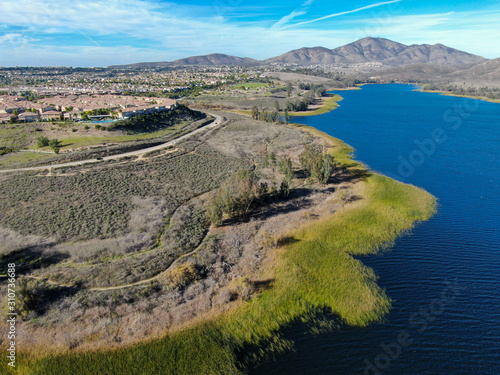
xmin=0 ymin=113 xmax=223 ymax=173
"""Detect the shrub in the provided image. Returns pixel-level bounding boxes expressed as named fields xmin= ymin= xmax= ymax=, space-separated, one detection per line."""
xmin=0 ymin=147 xmax=14 ymax=155
xmin=299 ymin=144 xmax=336 ymax=183
xmin=49 ymin=138 xmax=62 ymax=154
xmin=164 ymin=262 xmax=199 ymax=288
xmin=36 ymin=135 xmax=50 ymax=148
xmin=206 ymin=168 xmax=260 ymax=225
xmin=278 ymin=157 xmax=293 ymax=180
xmin=15 ymin=278 xmax=47 ymax=320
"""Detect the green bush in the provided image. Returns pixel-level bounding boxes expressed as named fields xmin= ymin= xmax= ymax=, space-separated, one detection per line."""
xmin=36 ymin=135 xmax=50 ymax=148
xmin=299 ymin=144 xmax=336 ymax=183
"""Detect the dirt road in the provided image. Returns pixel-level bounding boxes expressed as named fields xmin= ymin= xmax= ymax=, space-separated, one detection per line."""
xmin=0 ymin=113 xmax=222 ymax=173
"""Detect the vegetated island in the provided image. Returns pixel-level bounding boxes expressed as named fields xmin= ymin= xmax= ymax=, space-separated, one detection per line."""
xmin=0 ymin=83 xmax=435 ymax=375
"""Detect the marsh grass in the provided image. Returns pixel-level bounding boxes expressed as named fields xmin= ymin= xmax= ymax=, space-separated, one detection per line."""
xmin=9 ymin=125 xmax=436 ymax=375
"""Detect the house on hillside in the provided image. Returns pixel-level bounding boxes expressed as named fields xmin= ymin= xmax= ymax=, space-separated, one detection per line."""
xmin=39 ymin=105 xmax=56 ymax=113
xmin=40 ymin=111 xmax=62 ymax=121
xmin=0 ymin=113 xmax=14 ymax=123
xmin=18 ymin=112 xmax=39 ymax=122
xmin=63 ymin=111 xmax=82 ymax=121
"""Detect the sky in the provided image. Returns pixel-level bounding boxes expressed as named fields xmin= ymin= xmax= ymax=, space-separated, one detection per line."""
xmin=0 ymin=0 xmax=499 ymax=67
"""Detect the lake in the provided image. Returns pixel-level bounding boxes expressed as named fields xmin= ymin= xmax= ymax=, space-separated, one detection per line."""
xmin=252 ymin=84 xmax=500 ymax=374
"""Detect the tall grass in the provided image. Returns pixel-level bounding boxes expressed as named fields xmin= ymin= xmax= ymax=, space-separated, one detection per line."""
xmin=10 ymin=129 xmax=436 ymax=375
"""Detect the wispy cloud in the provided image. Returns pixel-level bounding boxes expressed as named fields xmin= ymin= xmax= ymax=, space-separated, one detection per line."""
xmin=280 ymin=0 xmax=402 ymax=29
xmin=272 ymin=0 xmax=316 ymax=29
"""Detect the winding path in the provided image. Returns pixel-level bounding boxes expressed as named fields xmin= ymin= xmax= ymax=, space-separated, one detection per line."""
xmin=0 ymin=113 xmax=223 ymax=173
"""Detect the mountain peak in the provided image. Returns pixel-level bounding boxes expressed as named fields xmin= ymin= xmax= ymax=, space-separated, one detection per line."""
xmin=264 ymin=38 xmax=486 ymax=67
xmin=109 ymin=38 xmax=487 ymax=68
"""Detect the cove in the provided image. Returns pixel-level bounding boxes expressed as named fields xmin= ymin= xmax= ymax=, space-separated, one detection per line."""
xmin=253 ymin=84 xmax=500 ymax=374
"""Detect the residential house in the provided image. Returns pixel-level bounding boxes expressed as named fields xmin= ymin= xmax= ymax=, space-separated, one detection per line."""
xmin=63 ymin=111 xmax=82 ymax=121
xmin=0 ymin=113 xmax=14 ymax=123
xmin=40 ymin=111 xmax=62 ymax=121
xmin=18 ymin=112 xmax=39 ymax=122
xmin=39 ymin=105 xmax=56 ymax=113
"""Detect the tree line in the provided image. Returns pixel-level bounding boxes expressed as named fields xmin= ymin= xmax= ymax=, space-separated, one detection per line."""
xmin=36 ymin=136 xmax=62 ymax=153
xmin=250 ymin=84 xmax=328 ymax=124
xmin=206 ymin=144 xmax=336 ymax=226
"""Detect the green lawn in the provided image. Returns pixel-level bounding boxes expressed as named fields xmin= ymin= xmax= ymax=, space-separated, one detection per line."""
xmin=0 ymin=151 xmax=56 ymax=168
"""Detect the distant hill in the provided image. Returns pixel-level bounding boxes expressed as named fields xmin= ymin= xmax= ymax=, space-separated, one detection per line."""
xmin=372 ymin=63 xmax=473 ymax=81
xmin=441 ymin=58 xmax=500 ymax=84
xmin=262 ymin=46 xmax=341 ymax=65
xmin=168 ymin=53 xmax=261 ymax=67
xmin=109 ymin=38 xmax=487 ymax=68
xmin=371 ymin=58 xmax=500 ymax=88
xmin=264 ymin=37 xmax=486 ymax=66
xmin=110 ymin=53 xmax=261 ymax=68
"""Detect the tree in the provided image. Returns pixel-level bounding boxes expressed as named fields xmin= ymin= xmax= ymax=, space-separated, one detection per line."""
xmin=16 ymin=278 xmax=47 ymax=320
xmin=318 ymin=153 xmax=335 ymax=184
xmin=269 ymin=151 xmax=277 ymax=170
xmin=49 ymin=138 xmax=62 ymax=154
xmin=284 ymin=109 xmax=290 ymax=124
xmin=251 ymin=106 xmax=259 ymax=120
xmin=279 ymin=157 xmax=294 ymax=180
xmin=287 ymin=82 xmax=292 ymax=97
xmin=36 ymin=135 xmax=49 ymax=148
xmin=206 ymin=193 xmax=223 ymax=227
xmin=274 ymin=100 xmax=280 ymax=112
xmin=299 ymin=144 xmax=336 ymax=183
xmin=280 ymin=178 xmax=291 ymax=198
xmin=206 ymin=168 xmax=260 ymax=225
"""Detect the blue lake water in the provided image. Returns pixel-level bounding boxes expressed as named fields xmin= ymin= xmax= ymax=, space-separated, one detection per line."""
xmin=252 ymin=84 xmax=500 ymax=374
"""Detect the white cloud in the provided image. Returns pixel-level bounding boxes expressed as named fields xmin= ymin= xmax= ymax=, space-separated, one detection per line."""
xmin=0 ymin=33 xmax=37 ymax=48
xmin=0 ymin=0 xmax=499 ymax=65
xmin=352 ymin=11 xmax=500 ymax=58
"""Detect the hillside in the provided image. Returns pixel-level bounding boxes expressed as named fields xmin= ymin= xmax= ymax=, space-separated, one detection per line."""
xmin=109 ymin=38 xmax=488 ymax=69
xmin=265 ymin=37 xmax=486 ymax=66
xmin=110 ymin=53 xmax=261 ymax=68
xmin=441 ymin=58 xmax=500 ymax=86
xmin=168 ymin=53 xmax=261 ymax=67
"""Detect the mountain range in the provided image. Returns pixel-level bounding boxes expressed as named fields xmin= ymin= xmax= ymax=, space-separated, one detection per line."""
xmin=110 ymin=37 xmax=487 ymax=68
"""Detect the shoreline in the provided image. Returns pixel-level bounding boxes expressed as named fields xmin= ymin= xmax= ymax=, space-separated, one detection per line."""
xmin=288 ymin=94 xmax=342 ymax=117
xmin=9 ymin=96 xmax=437 ymax=375
xmin=415 ymin=88 xmax=500 ymax=104
xmin=228 ymin=93 xmax=343 ymax=118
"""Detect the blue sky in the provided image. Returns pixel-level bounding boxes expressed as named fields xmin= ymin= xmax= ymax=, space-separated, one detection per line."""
xmin=0 ymin=0 xmax=499 ymax=66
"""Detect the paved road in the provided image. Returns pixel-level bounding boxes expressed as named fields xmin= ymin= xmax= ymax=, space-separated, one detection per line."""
xmin=0 ymin=113 xmax=222 ymax=173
